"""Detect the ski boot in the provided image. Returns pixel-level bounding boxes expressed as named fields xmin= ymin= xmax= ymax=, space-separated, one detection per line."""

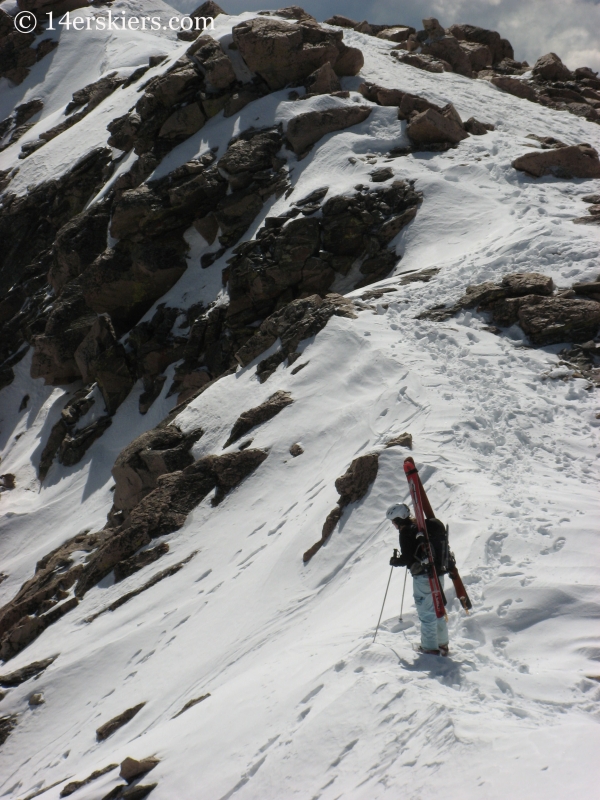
xmin=416 ymin=645 xmax=441 ymax=656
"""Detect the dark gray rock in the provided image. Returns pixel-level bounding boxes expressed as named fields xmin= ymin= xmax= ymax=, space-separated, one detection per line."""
xmin=224 ymin=391 xmax=293 ymax=447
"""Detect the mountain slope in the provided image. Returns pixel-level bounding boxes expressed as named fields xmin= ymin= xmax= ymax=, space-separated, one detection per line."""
xmin=0 ymin=6 xmax=599 ymax=799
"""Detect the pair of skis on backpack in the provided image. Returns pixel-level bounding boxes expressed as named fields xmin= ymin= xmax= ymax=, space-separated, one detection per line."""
xmin=403 ymin=457 xmax=472 ymax=618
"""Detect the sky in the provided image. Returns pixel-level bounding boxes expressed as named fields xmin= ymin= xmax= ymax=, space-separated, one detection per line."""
xmin=221 ymin=0 xmax=600 ymax=72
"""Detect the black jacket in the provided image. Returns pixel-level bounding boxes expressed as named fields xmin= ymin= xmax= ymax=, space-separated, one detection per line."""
xmin=395 ymin=517 xmax=448 ymax=574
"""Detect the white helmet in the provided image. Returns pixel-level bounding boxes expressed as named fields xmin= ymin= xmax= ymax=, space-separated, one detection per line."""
xmin=386 ymin=503 xmax=410 ymax=521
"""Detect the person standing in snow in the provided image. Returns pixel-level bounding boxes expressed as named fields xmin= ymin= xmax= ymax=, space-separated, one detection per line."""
xmin=386 ymin=503 xmax=450 ymax=656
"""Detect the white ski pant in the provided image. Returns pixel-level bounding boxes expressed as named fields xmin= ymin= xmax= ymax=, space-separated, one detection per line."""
xmin=413 ymin=574 xmax=448 ymax=651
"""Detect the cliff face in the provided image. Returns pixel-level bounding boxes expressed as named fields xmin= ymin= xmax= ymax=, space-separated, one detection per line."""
xmin=0 ymin=6 xmax=599 ymax=799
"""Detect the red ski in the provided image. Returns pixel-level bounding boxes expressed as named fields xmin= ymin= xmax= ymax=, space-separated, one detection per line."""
xmin=403 ymin=459 xmax=446 ymax=620
xmin=404 ymin=457 xmax=472 ymax=613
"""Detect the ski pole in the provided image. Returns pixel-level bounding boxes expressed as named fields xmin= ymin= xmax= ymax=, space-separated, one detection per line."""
xmin=399 ymin=567 xmax=408 ymax=622
xmin=373 ymin=550 xmax=397 ymax=644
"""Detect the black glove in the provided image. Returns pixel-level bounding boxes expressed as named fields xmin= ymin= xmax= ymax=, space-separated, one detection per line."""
xmin=390 ymin=555 xmax=406 ymax=567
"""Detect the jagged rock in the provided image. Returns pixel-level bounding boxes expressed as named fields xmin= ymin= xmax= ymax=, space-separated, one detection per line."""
xmin=525 ymin=134 xmax=567 ymax=150
xmin=421 ymin=17 xmax=445 ymax=39
xmin=392 ymin=52 xmax=450 ymax=73
xmin=501 ymin=273 xmax=554 ymax=297
xmin=335 ymin=453 xmax=379 ymax=504
xmin=235 ymin=293 xmax=356 ymax=376
xmin=49 ymin=203 xmax=112 ymax=294
xmin=448 ymin=23 xmax=513 ymax=64
xmin=0 ymin=655 xmax=57 ymax=687
xmin=60 ymin=765 xmax=119 ymax=797
xmin=172 ymin=693 xmax=210 ymax=718
xmin=358 ymin=82 xmax=405 ymax=105
xmin=120 ymin=756 xmax=160 ymax=783
xmin=464 ymin=117 xmax=494 ymax=135
xmin=422 ymin=272 xmax=600 ymax=345
xmin=517 ymin=297 xmax=600 ymax=345
xmin=0 ymin=147 xmax=113 ymax=295
xmin=421 ymin=26 xmax=473 ymax=77
xmin=79 ymin=450 xmax=267 ymax=595
xmin=573 ymin=281 xmax=600 ymax=298
xmin=86 ymin=553 xmax=197 ymax=624
xmin=370 ymin=167 xmax=394 ymax=182
xmin=114 ymin=543 xmax=169 ymax=582
xmin=397 ymin=92 xmax=442 ymax=119
xmin=377 ymin=27 xmax=412 ymax=43
xmin=224 ymin=391 xmax=293 ymax=447
xmin=112 ymin=425 xmax=203 ymax=516
xmin=74 ymin=315 xmax=134 ymax=414
xmin=0 ymin=473 xmax=15 ymax=490
xmin=385 ymin=432 xmax=413 ymax=449
xmin=110 ymin=133 xmax=284 ymax=250
xmin=532 ymin=52 xmax=572 ymax=82
xmin=96 ymin=703 xmax=146 ymax=741
xmin=0 ymin=714 xmax=17 ymax=746
xmin=31 ymin=308 xmax=97 ymax=385
xmin=222 ymin=79 xmax=270 ymax=117
xmin=0 ymin=528 xmax=104 ymax=654
xmin=232 ymin=17 xmax=363 ymax=91
xmin=0 ymin=98 xmax=43 ymax=151
xmin=304 ymin=63 xmax=341 ymax=94
xmin=407 ymin=107 xmax=468 ymax=147
xmin=0 ymin=8 xmax=57 ymax=85
xmin=512 ymin=144 xmax=600 ymax=179
xmin=324 ymin=15 xmax=358 ymax=28
xmin=219 ymin=129 xmax=282 ymax=174
xmin=59 ymin=417 xmax=113 ymax=467
xmin=489 ymin=76 xmax=538 ymax=102
xmin=18 ymin=74 xmax=126 ymax=157
xmin=66 ymin=72 xmax=126 ymax=114
xmin=187 ymin=35 xmax=236 ymax=89
xmin=159 ymin=103 xmax=206 ymax=139
xmin=333 ymin=43 xmax=364 ymax=76
xmin=303 ymin=453 xmax=379 ymax=562
xmin=286 ymin=105 xmax=372 ymax=154
xmin=28 ymin=692 xmax=44 ymax=705
xmin=189 ymin=0 xmax=224 ymax=19
xmin=420 ymin=271 xmax=554 ymax=322
xmin=0 ymin=597 xmax=78 ymax=661
xmin=459 ymin=41 xmax=492 ymax=72
xmin=227 ymin=181 xmax=421 ymax=324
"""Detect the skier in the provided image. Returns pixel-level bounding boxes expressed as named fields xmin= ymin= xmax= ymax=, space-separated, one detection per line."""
xmin=386 ymin=502 xmax=450 ymax=656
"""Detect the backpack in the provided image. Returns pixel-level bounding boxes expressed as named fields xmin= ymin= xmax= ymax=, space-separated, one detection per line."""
xmin=426 ymin=518 xmax=450 ymax=574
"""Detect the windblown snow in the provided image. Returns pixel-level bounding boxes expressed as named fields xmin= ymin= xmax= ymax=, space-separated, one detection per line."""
xmin=0 ymin=6 xmax=599 ymax=800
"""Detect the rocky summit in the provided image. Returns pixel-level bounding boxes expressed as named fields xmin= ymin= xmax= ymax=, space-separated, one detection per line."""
xmin=0 ymin=4 xmax=598 ymax=799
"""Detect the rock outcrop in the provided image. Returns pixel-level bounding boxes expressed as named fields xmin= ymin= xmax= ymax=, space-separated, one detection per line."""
xmin=224 ymin=391 xmax=293 ymax=447
xmin=286 ymin=104 xmax=372 ymax=155
xmin=0 ymin=8 xmax=58 ymax=85
xmin=96 ymin=703 xmax=146 ymax=742
xmin=0 ymin=447 xmax=267 ymax=659
xmin=303 ymin=453 xmax=379 ymax=562
xmin=226 ymin=180 xmax=422 ymax=326
xmin=232 ymin=16 xmax=363 ymax=91
xmin=235 ymin=293 xmax=356 ymax=381
xmin=112 ymin=425 xmax=203 ymax=518
xmin=422 ymin=272 xmax=600 ymax=346
xmin=512 ymin=144 xmax=600 ymax=179
xmin=407 ymin=106 xmax=469 ymax=146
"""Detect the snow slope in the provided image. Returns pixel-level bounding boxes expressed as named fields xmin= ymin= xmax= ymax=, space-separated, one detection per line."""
xmin=0 ymin=8 xmax=599 ymax=799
